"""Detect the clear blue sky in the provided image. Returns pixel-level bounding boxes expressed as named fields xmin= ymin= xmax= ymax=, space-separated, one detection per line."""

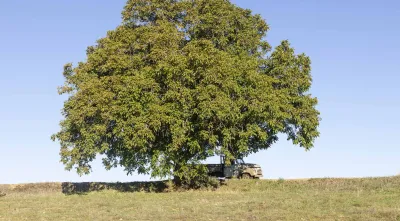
xmin=1 ymin=0 xmax=399 ymax=184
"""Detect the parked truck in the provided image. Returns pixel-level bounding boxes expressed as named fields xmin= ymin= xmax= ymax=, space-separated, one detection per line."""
xmin=206 ymin=155 xmax=263 ymax=179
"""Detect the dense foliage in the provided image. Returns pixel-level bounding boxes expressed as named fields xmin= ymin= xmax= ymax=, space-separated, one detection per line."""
xmin=52 ymin=0 xmax=320 ymax=182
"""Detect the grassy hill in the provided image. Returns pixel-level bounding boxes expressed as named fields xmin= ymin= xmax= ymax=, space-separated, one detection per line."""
xmin=1 ymin=176 xmax=400 ymax=220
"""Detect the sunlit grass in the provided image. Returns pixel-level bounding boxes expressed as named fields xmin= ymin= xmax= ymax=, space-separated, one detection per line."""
xmin=1 ymin=176 xmax=400 ymax=220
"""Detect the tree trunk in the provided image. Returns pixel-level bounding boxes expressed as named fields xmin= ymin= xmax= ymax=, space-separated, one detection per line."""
xmin=173 ymin=164 xmax=183 ymax=186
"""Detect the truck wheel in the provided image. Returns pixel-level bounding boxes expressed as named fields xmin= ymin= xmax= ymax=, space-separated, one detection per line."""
xmin=241 ymin=173 xmax=251 ymax=179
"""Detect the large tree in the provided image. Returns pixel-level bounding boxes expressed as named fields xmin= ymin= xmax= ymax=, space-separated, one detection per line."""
xmin=52 ymin=0 xmax=320 ymax=182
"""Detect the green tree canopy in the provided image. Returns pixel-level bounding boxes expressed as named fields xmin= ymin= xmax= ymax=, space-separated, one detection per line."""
xmin=52 ymin=0 xmax=320 ymax=182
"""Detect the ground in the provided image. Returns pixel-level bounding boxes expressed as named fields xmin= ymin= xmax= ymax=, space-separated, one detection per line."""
xmin=1 ymin=177 xmax=400 ymax=220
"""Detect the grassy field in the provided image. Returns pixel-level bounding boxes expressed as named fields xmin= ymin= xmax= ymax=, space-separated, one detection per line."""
xmin=1 ymin=176 xmax=400 ymax=221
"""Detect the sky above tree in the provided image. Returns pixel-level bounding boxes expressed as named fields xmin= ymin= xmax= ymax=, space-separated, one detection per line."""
xmin=0 ymin=0 xmax=399 ymax=184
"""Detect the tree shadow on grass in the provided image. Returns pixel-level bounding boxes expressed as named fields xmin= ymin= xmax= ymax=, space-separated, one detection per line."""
xmin=61 ymin=181 xmax=168 ymax=195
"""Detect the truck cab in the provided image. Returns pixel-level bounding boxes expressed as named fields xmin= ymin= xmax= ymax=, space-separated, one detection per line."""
xmin=206 ymin=155 xmax=263 ymax=179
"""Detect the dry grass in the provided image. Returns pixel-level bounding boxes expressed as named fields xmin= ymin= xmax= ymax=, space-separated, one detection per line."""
xmin=1 ymin=176 xmax=400 ymax=220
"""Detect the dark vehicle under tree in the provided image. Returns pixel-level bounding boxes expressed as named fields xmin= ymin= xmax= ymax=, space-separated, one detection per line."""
xmin=206 ymin=155 xmax=263 ymax=179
